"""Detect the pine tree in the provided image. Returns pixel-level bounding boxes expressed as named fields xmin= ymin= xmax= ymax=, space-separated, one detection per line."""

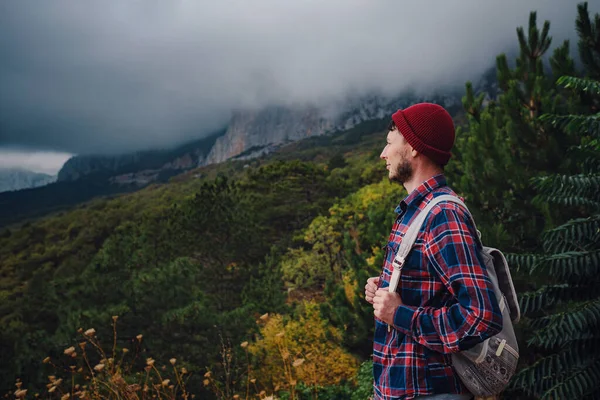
xmin=451 ymin=11 xmax=577 ymax=252
xmin=508 ymin=76 xmax=600 ymax=399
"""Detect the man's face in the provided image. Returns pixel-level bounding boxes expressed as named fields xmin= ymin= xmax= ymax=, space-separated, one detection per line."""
xmin=380 ymin=129 xmax=413 ymax=184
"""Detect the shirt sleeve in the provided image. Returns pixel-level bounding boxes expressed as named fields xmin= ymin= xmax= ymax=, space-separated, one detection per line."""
xmin=391 ymin=204 xmax=503 ymax=354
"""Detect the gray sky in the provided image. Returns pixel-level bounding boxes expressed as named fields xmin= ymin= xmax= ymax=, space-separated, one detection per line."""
xmin=0 ymin=0 xmax=594 ymax=173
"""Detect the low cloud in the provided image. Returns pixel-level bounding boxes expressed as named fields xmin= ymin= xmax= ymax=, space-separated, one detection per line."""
xmin=0 ymin=149 xmax=72 ymax=175
xmin=0 ymin=0 xmax=590 ymax=159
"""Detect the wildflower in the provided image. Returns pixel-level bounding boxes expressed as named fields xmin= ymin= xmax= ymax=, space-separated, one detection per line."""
xmin=233 ymin=396 xmax=240 ymax=400
xmin=122 ymin=348 xmax=129 ymax=353
xmin=275 ymin=331 xmax=285 ymax=338
xmin=170 ymin=358 xmax=176 ymax=365
xmin=112 ymin=315 xmax=118 ymax=322
xmin=84 ymin=328 xmax=95 ymax=337
xmin=15 ymin=382 xmax=22 ymax=389
xmin=290 ymin=379 xmax=297 ymax=386
xmin=146 ymin=358 xmax=155 ymax=366
xmin=43 ymin=357 xmax=51 ymax=364
xmin=203 ymin=379 xmax=209 ymax=387
xmin=259 ymin=390 xmax=266 ymax=396
xmin=61 ymin=394 xmax=70 ymax=400
xmin=126 ymin=384 xmax=141 ymax=392
xmin=48 ymin=387 xmax=56 ymax=393
xmin=64 ymin=346 xmax=76 ymax=356
xmin=79 ymin=342 xmax=86 ymax=350
xmin=54 ymin=379 xmax=63 ymax=386
xmin=136 ymin=334 xmax=143 ymax=342
xmin=70 ymin=352 xmax=77 ymax=358
xmin=93 ymin=364 xmax=105 ymax=372
xmin=78 ymin=391 xmax=87 ymax=399
xmin=77 ymin=328 xmax=83 ymax=333
xmin=240 ymin=341 xmax=248 ymax=349
xmin=14 ymin=389 xmax=27 ymax=398
xmin=161 ymin=380 xmax=170 ymax=387
xmin=250 ymin=379 xmax=256 ymax=384
xmin=48 ymin=376 xmax=56 ymax=382
xmin=292 ymin=358 xmax=305 ymax=367
xmin=181 ymin=367 xmax=188 ymax=374
xmin=259 ymin=313 xmax=269 ymax=321
xmin=203 ymin=371 xmax=211 ymax=378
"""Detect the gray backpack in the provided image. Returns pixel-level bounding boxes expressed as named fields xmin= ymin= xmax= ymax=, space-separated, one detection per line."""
xmin=388 ymin=195 xmax=520 ymax=397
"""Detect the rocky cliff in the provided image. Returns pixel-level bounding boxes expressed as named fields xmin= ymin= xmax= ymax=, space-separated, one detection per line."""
xmin=204 ymin=91 xmax=463 ymax=165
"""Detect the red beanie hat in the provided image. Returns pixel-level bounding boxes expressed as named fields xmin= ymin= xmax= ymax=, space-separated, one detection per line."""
xmin=391 ymin=103 xmax=455 ymax=166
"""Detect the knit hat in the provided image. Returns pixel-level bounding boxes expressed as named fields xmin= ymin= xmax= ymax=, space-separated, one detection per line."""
xmin=391 ymin=103 xmax=455 ymax=166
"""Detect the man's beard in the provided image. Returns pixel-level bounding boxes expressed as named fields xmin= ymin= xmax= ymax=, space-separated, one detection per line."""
xmin=389 ymin=159 xmax=413 ymax=184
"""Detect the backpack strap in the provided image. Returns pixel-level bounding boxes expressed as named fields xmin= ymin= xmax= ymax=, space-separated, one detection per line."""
xmin=389 ymin=194 xmax=478 ymax=293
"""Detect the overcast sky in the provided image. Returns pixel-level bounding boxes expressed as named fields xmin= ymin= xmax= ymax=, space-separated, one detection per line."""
xmin=0 ymin=0 xmax=595 ymax=174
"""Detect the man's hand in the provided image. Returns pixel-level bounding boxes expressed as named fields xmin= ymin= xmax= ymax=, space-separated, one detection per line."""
xmin=364 ymin=276 xmax=380 ymax=304
xmin=373 ymin=289 xmax=403 ymax=325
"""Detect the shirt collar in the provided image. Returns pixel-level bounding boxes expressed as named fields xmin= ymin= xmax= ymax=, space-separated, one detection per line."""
xmin=394 ymin=174 xmax=448 ymax=214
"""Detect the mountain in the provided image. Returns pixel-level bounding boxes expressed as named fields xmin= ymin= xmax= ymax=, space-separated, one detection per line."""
xmin=203 ymin=91 xmax=464 ymax=165
xmin=0 ymin=70 xmax=499 ymax=227
xmin=57 ymin=129 xmax=224 ymax=183
xmin=0 ymin=168 xmax=56 ymax=193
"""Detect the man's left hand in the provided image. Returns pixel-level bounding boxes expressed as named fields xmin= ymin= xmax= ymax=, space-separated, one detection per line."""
xmin=373 ymin=289 xmax=403 ymax=326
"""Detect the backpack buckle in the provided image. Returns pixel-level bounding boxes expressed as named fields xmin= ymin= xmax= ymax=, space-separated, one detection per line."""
xmin=392 ymin=256 xmax=405 ymax=270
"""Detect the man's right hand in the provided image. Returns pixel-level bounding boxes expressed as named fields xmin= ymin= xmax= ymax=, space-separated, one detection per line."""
xmin=364 ymin=276 xmax=380 ymax=304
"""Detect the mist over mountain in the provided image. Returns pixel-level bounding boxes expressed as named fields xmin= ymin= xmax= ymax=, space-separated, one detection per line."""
xmin=0 ymin=0 xmax=583 ymax=161
xmin=0 ymin=169 xmax=56 ymax=193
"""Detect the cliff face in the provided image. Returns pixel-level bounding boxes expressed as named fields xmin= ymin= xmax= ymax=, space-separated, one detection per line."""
xmin=203 ymin=91 xmax=462 ymax=165
xmin=204 ymin=107 xmax=332 ymax=165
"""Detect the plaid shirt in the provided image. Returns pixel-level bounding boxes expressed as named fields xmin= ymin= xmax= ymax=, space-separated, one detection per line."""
xmin=373 ymin=175 xmax=503 ymax=400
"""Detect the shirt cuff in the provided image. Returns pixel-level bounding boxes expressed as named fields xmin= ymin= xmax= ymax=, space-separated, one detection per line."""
xmin=393 ymin=304 xmax=417 ymax=334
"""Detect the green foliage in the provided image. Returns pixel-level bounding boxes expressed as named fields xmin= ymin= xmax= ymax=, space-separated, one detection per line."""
xmin=508 ymin=73 xmax=600 ymax=399
xmin=451 ymin=11 xmax=578 ymax=252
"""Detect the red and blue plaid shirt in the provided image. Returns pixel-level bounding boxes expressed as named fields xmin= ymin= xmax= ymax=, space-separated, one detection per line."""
xmin=373 ymin=174 xmax=503 ymax=400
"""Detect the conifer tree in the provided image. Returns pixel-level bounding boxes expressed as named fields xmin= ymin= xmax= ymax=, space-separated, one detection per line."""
xmin=451 ymin=11 xmax=576 ymax=251
xmin=508 ymin=75 xmax=600 ymax=399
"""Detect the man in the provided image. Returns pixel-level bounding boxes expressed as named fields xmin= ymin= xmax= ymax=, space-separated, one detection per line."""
xmin=364 ymin=103 xmax=503 ymax=400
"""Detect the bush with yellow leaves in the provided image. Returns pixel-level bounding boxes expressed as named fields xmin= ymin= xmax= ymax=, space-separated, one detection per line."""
xmin=248 ymin=301 xmax=358 ymax=393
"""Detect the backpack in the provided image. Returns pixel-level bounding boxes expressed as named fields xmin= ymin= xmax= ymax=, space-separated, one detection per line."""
xmin=388 ymin=194 xmax=520 ymax=397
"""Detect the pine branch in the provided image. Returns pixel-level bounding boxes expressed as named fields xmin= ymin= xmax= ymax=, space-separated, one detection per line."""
xmin=519 ymin=284 xmax=598 ymax=314
xmin=528 ymin=299 xmax=600 ymax=348
xmin=535 ymin=250 xmax=600 ymax=284
xmin=557 ymin=75 xmax=600 ymax=96
xmin=541 ymin=359 xmax=600 ymax=400
xmin=510 ymin=338 xmax=600 ymax=395
xmin=533 ymin=174 xmax=600 ymax=201
xmin=506 ymin=253 xmax=540 ymax=272
xmin=541 ymin=215 xmax=600 ymax=253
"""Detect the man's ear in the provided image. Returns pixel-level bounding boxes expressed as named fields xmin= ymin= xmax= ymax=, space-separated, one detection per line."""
xmin=411 ymin=148 xmax=418 ymax=158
